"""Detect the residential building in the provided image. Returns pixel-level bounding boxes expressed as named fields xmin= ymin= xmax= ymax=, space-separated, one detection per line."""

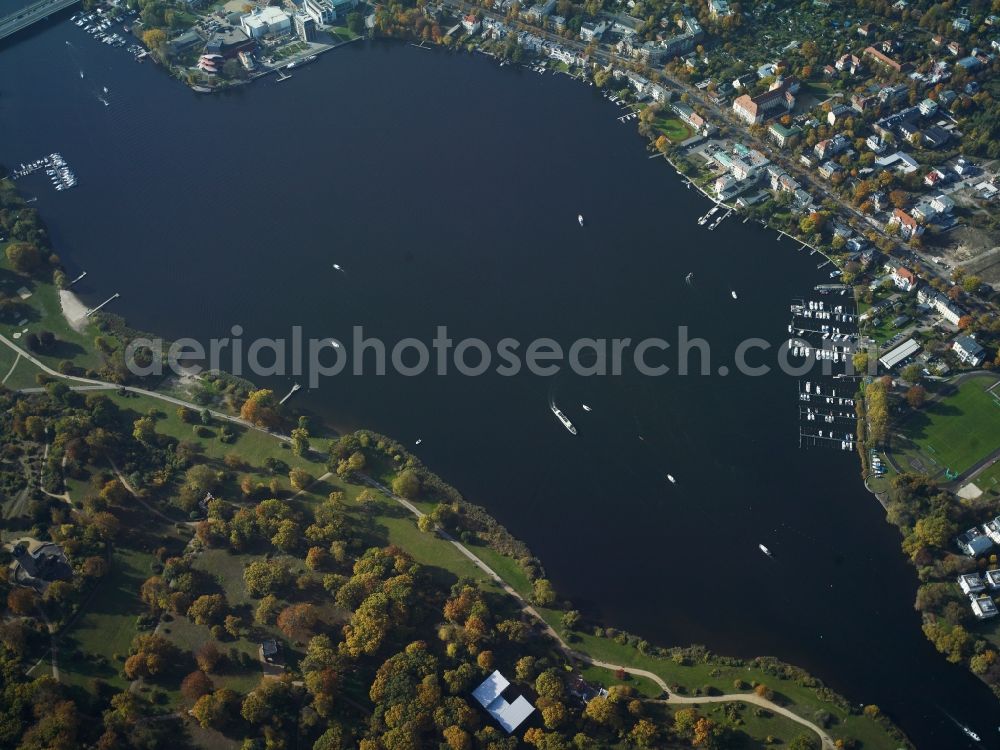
xmin=919 ymin=97 xmax=939 ymax=117
xmin=971 ymin=596 xmax=998 ymax=619
xmin=930 ymin=194 xmax=955 ymax=213
xmin=889 ymin=209 xmax=923 ymax=239
xmin=633 ymin=17 xmax=702 ymax=63
xmin=8 ymin=539 xmax=71 ymax=591
xmin=261 ymin=639 xmax=280 ymax=662
xmin=472 ymin=671 xmax=536 ymax=733
xmin=462 ymin=13 xmax=481 ymax=33
xmin=984 ymin=517 xmax=1000 ymax=544
xmin=732 ymin=77 xmax=797 ymax=124
xmin=912 ymin=201 xmax=939 ymax=223
xmin=852 ymin=92 xmax=878 ymax=111
xmin=924 ymin=168 xmax=947 ymax=187
xmin=524 ymin=0 xmax=556 ymax=21
xmin=768 ymin=122 xmax=801 ymax=147
xmin=953 ymin=17 xmax=971 ymax=33
xmin=959 ymin=573 xmax=986 ymax=594
xmin=858 ymin=22 xmax=874 ymax=37
xmin=835 ymin=53 xmax=862 ymax=74
xmin=986 ymin=570 xmax=1000 ymax=590
xmin=866 ymin=134 xmax=887 ymax=153
xmin=814 ymin=134 xmax=848 ymax=160
xmin=864 ymin=45 xmax=908 ymax=73
xmin=818 ymin=160 xmax=843 ymax=179
xmin=876 ymin=152 xmax=919 ymax=174
xmin=303 ymin=0 xmax=357 ymax=26
xmin=947 ymin=40 xmax=963 ymax=55
xmin=953 ymin=335 xmax=985 ymax=366
xmin=892 ymin=265 xmax=918 ymax=291
xmin=827 ymin=104 xmax=852 ymax=125
xmin=957 ymin=527 xmax=994 ymax=557
xmin=294 ymin=12 xmax=316 ymax=41
xmin=579 ymin=20 xmax=606 ymax=41
xmin=672 ymin=103 xmax=706 ymax=133
xmin=934 ymin=295 xmax=965 ymax=325
xmin=708 ymin=0 xmax=731 ymax=18
xmin=923 ymin=126 xmax=951 ymax=149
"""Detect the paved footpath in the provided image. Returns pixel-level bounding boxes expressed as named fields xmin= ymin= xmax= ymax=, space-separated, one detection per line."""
xmin=2 ymin=332 xmax=836 ymax=748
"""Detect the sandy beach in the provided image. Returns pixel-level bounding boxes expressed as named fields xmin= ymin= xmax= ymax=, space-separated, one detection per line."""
xmin=59 ymin=289 xmax=89 ymax=333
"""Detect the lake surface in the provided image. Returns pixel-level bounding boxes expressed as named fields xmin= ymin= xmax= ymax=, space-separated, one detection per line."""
xmin=3 ymin=17 xmax=998 ymax=747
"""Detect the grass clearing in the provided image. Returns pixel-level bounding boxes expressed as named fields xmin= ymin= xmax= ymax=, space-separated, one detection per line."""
xmin=52 ymin=545 xmax=158 ymax=692
xmin=655 ymin=116 xmax=694 ymax=143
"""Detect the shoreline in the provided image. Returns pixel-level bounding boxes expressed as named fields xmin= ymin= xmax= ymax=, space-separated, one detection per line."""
xmin=58 ymin=288 xmax=89 ymax=333
xmin=0 ymin=32 xmax=954 ymax=744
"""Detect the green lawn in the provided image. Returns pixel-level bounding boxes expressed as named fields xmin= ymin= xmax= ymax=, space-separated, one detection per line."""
xmin=0 ymin=253 xmax=102 ymax=373
xmin=655 ymin=116 xmax=694 ymax=143
xmin=106 ymin=391 xmax=330 ymax=497
xmin=900 ymin=375 xmax=1000 ymax=477
xmin=972 ymin=460 xmax=1000 ymax=492
xmin=697 ymin=701 xmax=816 ymax=749
xmin=50 ymin=545 xmax=158 ymax=692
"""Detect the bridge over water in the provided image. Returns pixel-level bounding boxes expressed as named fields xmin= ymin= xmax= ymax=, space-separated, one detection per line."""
xmin=0 ymin=0 xmax=79 ymax=41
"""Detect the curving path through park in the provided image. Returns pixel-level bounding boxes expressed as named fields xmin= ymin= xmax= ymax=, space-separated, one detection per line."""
xmin=361 ymin=478 xmax=837 ymax=749
xmin=1 ymin=332 xmax=835 ymax=747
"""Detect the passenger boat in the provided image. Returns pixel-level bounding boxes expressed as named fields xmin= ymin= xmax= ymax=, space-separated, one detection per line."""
xmin=550 ymin=404 xmax=577 ymax=435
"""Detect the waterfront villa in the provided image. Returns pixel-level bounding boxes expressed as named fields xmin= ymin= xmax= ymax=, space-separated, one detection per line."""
xmin=971 ymin=596 xmax=998 ymax=619
xmin=461 ymin=14 xmax=481 ymax=33
xmin=952 ymin=335 xmax=985 ymax=366
xmin=957 ymin=527 xmax=994 ymax=557
xmin=958 ymin=573 xmax=986 ymax=595
xmin=472 ymin=671 xmax=535 ymax=733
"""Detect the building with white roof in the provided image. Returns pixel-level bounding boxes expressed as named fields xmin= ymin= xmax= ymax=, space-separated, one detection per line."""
xmin=472 ymin=671 xmax=536 ymax=733
xmin=878 ymin=338 xmax=920 ymax=370
xmin=953 ymin=335 xmax=985 ymax=366
xmin=958 ymin=573 xmax=985 ymax=594
xmin=957 ymin=527 xmax=994 ymax=557
xmin=241 ymin=6 xmax=291 ymax=38
xmin=971 ymin=595 xmax=998 ymax=619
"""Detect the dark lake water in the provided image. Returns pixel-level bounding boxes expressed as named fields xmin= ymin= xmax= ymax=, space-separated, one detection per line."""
xmin=2 ymin=16 xmax=999 ymax=747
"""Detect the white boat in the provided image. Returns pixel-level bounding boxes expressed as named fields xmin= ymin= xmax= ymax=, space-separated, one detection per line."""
xmin=961 ymin=727 xmax=980 ymax=743
xmin=103 ymin=85 xmax=108 ymax=93
xmin=666 ymin=474 xmax=676 ymax=484
xmin=332 ymin=263 xmax=343 ymax=271
xmin=581 ymin=404 xmax=592 ymax=412
xmin=550 ymin=404 xmax=577 ymax=435
xmin=578 ymin=214 xmax=584 ymax=227
xmin=415 ymin=438 xmax=422 ymax=445
xmin=685 ymin=272 xmax=694 ymax=284
xmin=759 ymin=544 xmax=772 ymax=557
xmin=731 ymin=290 xmax=738 ymax=300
